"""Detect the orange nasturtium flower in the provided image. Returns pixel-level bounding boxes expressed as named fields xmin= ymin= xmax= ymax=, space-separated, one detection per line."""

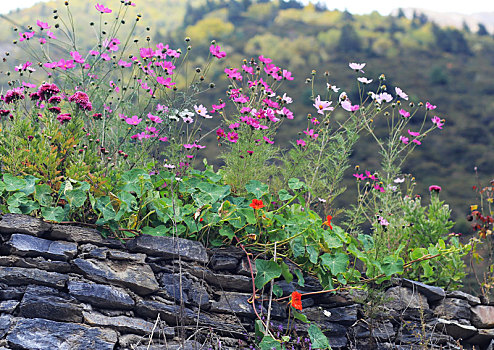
xmin=322 ymin=215 xmax=333 ymax=230
xmin=249 ymin=199 xmax=265 ymax=210
xmin=291 ymin=291 xmax=302 ymax=310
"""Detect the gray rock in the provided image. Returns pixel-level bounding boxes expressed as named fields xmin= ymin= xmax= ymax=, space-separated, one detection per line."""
xmin=0 ymin=300 xmax=19 ymax=313
xmin=436 ymin=318 xmax=477 ymax=340
xmin=210 ymin=291 xmax=262 ymax=318
xmin=159 ymin=273 xmax=192 ymax=304
xmin=6 ymin=233 xmax=77 ymax=261
xmin=68 ymin=280 xmax=135 ymax=309
xmin=322 ymin=305 xmax=358 ymax=326
xmin=384 ymin=286 xmax=429 ymax=311
xmin=83 ymin=311 xmax=156 ymax=335
xmin=6 ymin=317 xmax=117 ymax=350
xmin=402 ymin=279 xmax=446 ymax=302
xmin=0 ymin=213 xmax=51 ymax=236
xmin=435 ymin=298 xmax=471 ymax=320
xmin=127 ymin=235 xmax=208 ymax=264
xmin=328 ymin=336 xmax=348 ymax=349
xmin=188 ymin=282 xmax=210 ymax=308
xmin=107 ymin=249 xmax=147 ymax=263
xmin=210 ymin=255 xmax=239 ymax=271
xmin=73 ymin=258 xmax=159 ymax=295
xmin=0 ymin=315 xmax=12 ymax=338
xmin=236 ymin=258 xmax=255 ymax=276
xmin=78 ymin=244 xmax=147 ymax=263
xmin=118 ymin=334 xmax=171 ymax=348
xmin=447 ymin=290 xmax=481 ymax=306
xmin=0 ymin=266 xmax=68 ymax=289
xmin=19 ymin=285 xmax=83 ymax=323
xmin=188 ymin=266 xmax=252 ymax=292
xmin=135 ymin=299 xmax=204 ymax=326
xmin=472 ymin=305 xmax=494 ymax=328
xmin=465 ymin=328 xmax=494 ymax=346
xmin=0 ymin=284 xmax=25 ymax=300
xmin=141 ymin=340 xmax=202 ymax=350
xmin=0 ymin=255 xmax=72 ymax=273
xmin=49 ymin=224 xmax=124 ymax=248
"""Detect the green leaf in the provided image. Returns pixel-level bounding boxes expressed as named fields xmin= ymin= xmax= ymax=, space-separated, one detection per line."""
xmin=381 ymin=256 xmax=404 ymax=276
xmin=288 ymin=178 xmax=305 ymax=190
xmin=307 ymin=244 xmax=319 ymax=264
xmin=291 ymin=236 xmax=306 ymax=258
xmin=322 ymin=231 xmax=343 ymax=249
xmin=34 ymin=184 xmax=53 ymax=207
xmin=308 ymin=324 xmax=331 ymax=349
xmin=21 ymin=175 xmax=39 ymax=195
xmin=358 ymin=234 xmax=374 ymax=251
xmin=255 ymin=259 xmax=282 ymax=289
xmin=3 ymin=174 xmax=26 ymax=192
xmin=0 ymin=181 xmax=5 ymax=194
xmin=141 ymin=225 xmax=169 ymax=236
xmin=293 ymin=310 xmax=310 ymax=323
xmin=41 ymin=206 xmax=66 ymax=222
xmin=219 ymin=226 xmax=235 ymax=240
xmin=278 ymin=189 xmax=293 ymax=201
xmin=255 ymin=320 xmax=265 ymax=339
xmin=320 ymin=252 xmax=349 ymax=275
xmin=259 ymin=336 xmax=281 ymax=350
xmin=237 ymin=207 xmax=256 ymax=225
xmin=281 ymin=261 xmax=293 ymax=283
xmin=65 ymin=189 xmax=87 ymax=208
xmin=117 ymin=191 xmax=138 ymax=213
xmin=294 ymin=269 xmax=305 ymax=287
xmin=245 ymin=180 xmax=269 ymax=198
xmin=94 ymin=196 xmax=116 ymax=220
xmin=272 ymin=284 xmax=283 ymax=298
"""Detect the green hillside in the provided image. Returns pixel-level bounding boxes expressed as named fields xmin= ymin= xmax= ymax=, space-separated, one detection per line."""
xmin=0 ymin=0 xmax=493 ymax=235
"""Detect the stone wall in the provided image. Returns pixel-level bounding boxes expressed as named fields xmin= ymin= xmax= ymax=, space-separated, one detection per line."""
xmin=0 ymin=213 xmax=493 ymax=349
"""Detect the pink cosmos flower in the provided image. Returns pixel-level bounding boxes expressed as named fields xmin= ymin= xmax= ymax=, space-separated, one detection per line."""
xmin=70 ymin=51 xmax=85 ymax=64
xmin=395 ymin=87 xmax=408 ymax=100
xmin=259 ymin=55 xmax=272 ymax=64
xmin=89 ymin=50 xmax=99 ymax=56
xmin=118 ymin=60 xmax=132 ymax=68
xmin=378 ymin=216 xmax=389 ymax=225
xmin=229 ymin=123 xmax=240 ymax=129
xmin=216 ymin=128 xmax=226 ymax=137
xmin=282 ymin=69 xmax=294 ymax=80
xmin=36 ymin=20 xmax=50 ymax=29
xmin=341 ymin=100 xmax=360 ymax=112
xmin=282 ymin=93 xmax=292 ymax=104
xmin=400 ymin=136 xmax=409 ymax=144
xmin=313 ymin=95 xmax=333 ymax=115
xmin=211 ymin=103 xmax=225 ymax=113
xmin=296 ymin=139 xmax=306 ymax=147
xmin=353 ymin=173 xmax=366 ymax=180
xmin=100 ymin=53 xmax=111 ymax=61
xmin=47 ymin=31 xmax=56 ymax=39
xmin=225 ymin=68 xmax=242 ymax=81
xmin=373 ymin=184 xmax=385 ymax=193
xmin=357 ymin=77 xmax=372 ymax=84
xmin=426 ymin=102 xmax=437 ymax=110
xmin=327 ymin=84 xmax=340 ymax=92
xmin=95 ymin=3 xmax=112 ymax=13
xmin=375 ymin=92 xmax=393 ymax=104
xmin=159 ymin=137 xmax=168 ymax=142
xmin=365 ymin=171 xmax=377 ymax=180
xmin=303 ymin=128 xmax=319 ymax=140
xmin=194 ymin=104 xmax=212 ymax=118
xmin=408 ymin=130 xmax=420 ymax=137
xmin=15 ymin=61 xmax=34 ymax=72
xmin=242 ymin=65 xmax=254 ymax=75
xmin=39 ymin=38 xmax=46 ymax=44
xmin=156 ymin=76 xmax=175 ymax=88
xmin=349 ymin=62 xmax=365 ymax=72
xmin=19 ymin=31 xmax=35 ymax=42
xmin=432 ymin=116 xmax=444 ymax=129
xmin=22 ymin=82 xmax=37 ymax=89
xmin=399 ymin=109 xmax=410 ymax=118
xmin=276 ymin=107 xmax=294 ymax=119
xmin=57 ymin=59 xmax=75 ymax=70
xmin=147 ymin=113 xmax=163 ymax=124
xmin=394 ymin=178 xmax=405 ymax=183
xmin=311 ymin=117 xmax=320 ymax=125
xmin=209 ymin=44 xmax=226 ymax=59
xmin=125 ymin=115 xmax=142 ymax=125
xmin=227 ymin=132 xmax=239 ymax=143
xmin=412 ymin=139 xmax=421 ymax=145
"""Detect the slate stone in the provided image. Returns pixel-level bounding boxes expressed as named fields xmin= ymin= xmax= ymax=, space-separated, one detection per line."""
xmin=49 ymin=223 xmax=124 ymax=248
xmin=127 ymin=235 xmax=208 ymax=263
xmin=6 ymin=233 xmax=77 ymax=261
xmin=0 ymin=213 xmax=51 ymax=236
xmin=402 ymin=278 xmax=446 ymax=302
xmin=83 ymin=311 xmax=156 ymax=335
xmin=236 ymin=258 xmax=255 ymax=276
xmin=327 ymin=336 xmax=348 ymax=349
xmin=6 ymin=317 xmax=118 ymax=350
xmin=447 ymin=290 xmax=481 ymax=306
xmin=159 ymin=273 xmax=192 ymax=304
xmin=19 ymin=285 xmax=83 ymax=323
xmin=0 ymin=300 xmax=19 ymax=313
xmin=0 ymin=255 xmax=72 ymax=273
xmin=0 ymin=315 xmax=12 ymax=338
xmin=472 ymin=305 xmax=494 ymax=328
xmin=210 ymin=291 xmax=263 ymax=318
xmin=436 ymin=318 xmax=477 ymax=340
xmin=68 ymin=280 xmax=135 ymax=309
xmin=322 ymin=305 xmax=358 ymax=326
xmin=118 ymin=334 xmax=172 ymax=348
xmin=0 ymin=266 xmax=68 ymax=289
xmin=210 ymin=255 xmax=239 ymax=271
xmin=73 ymin=258 xmax=159 ymax=295
xmin=434 ymin=298 xmax=471 ymax=320
xmin=107 ymin=249 xmax=146 ymax=263
xmin=188 ymin=266 xmax=252 ymax=292
xmin=135 ymin=299 xmax=203 ymax=325
xmin=384 ymin=286 xmax=429 ymax=310
xmin=0 ymin=284 xmax=25 ymax=300
xmin=465 ymin=328 xmax=494 ymax=346
xmin=188 ymin=282 xmax=210 ymax=308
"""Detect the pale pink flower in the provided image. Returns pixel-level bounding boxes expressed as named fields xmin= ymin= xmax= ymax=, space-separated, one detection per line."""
xmin=147 ymin=113 xmax=163 ymax=124
xmin=259 ymin=55 xmax=272 ymax=64
xmin=70 ymin=51 xmax=85 ymax=64
xmin=36 ymin=20 xmax=50 ymax=29
xmin=375 ymin=92 xmax=393 ymax=104
xmin=47 ymin=31 xmax=56 ymax=39
xmin=349 ymin=62 xmax=366 ymax=72
xmin=357 ymin=77 xmax=372 ymax=84
xmin=395 ymin=87 xmax=408 ymax=100
xmin=426 ymin=102 xmax=437 ymax=110
xmin=313 ymin=95 xmax=333 ymax=115
xmin=341 ymin=100 xmax=359 ymax=112
xmin=432 ymin=116 xmax=444 ymax=129
xmin=282 ymin=69 xmax=294 ymax=80
xmin=400 ymin=136 xmax=409 ymax=144
xmin=95 ymin=3 xmax=112 ymax=13
xmin=327 ymin=84 xmax=340 ymax=92
xmin=126 ymin=115 xmax=142 ymax=125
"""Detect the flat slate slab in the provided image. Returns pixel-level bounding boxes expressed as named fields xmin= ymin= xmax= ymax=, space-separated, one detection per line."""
xmin=49 ymin=223 xmax=124 ymax=248
xmin=73 ymin=258 xmax=159 ymax=295
xmin=402 ymin=278 xmax=446 ymax=302
xmin=6 ymin=318 xmax=117 ymax=350
xmin=0 ymin=300 xmax=19 ymax=313
xmin=0 ymin=266 xmax=68 ymax=289
xmin=68 ymin=280 xmax=135 ymax=309
xmin=126 ymin=235 xmax=208 ymax=264
xmin=6 ymin=233 xmax=78 ymax=261
xmin=83 ymin=311 xmax=157 ymax=335
xmin=0 ymin=213 xmax=51 ymax=236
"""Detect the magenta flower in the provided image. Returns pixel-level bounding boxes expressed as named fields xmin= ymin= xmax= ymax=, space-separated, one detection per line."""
xmin=210 ymin=44 xmax=226 ymax=59
xmin=400 ymin=136 xmax=409 ymax=144
xmin=408 ymin=130 xmax=420 ymax=137
xmin=125 ymin=115 xmax=142 ymax=125
xmin=365 ymin=171 xmax=377 ymax=180
xmin=357 ymin=77 xmax=372 ymax=84
xmin=47 ymin=31 xmax=56 ymax=39
xmin=39 ymin=38 xmax=46 ymax=44
xmin=349 ymin=62 xmax=365 ymax=72
xmin=263 ymin=136 xmax=274 ymax=144
xmin=3 ymin=87 xmax=25 ymax=104
xmin=19 ymin=31 xmax=35 ymax=42
xmin=259 ymin=55 xmax=272 ymax=64
xmin=147 ymin=113 xmax=163 ymax=124
xmin=426 ymin=102 xmax=437 ymax=110
xmin=95 ymin=3 xmax=112 ymax=13
xmin=282 ymin=69 xmax=294 ymax=81
xmin=242 ymin=65 xmax=254 ymax=75
xmin=216 ymin=128 xmax=226 ymax=137
xmin=229 ymin=123 xmax=240 ymax=129
xmin=296 ymin=139 xmax=306 ymax=147
xmin=412 ymin=139 xmax=421 ymax=145
xmin=56 ymin=113 xmax=71 ymax=124
xmin=227 ymin=132 xmax=239 ymax=143
xmin=399 ymin=109 xmax=410 ymax=118
xmin=22 ymin=82 xmax=37 ymax=89
xmin=429 ymin=185 xmax=442 ymax=193
xmin=341 ymin=100 xmax=360 ymax=112
xmin=303 ymin=128 xmax=319 ymax=140
xmin=225 ymin=68 xmax=242 ymax=81
xmin=211 ymin=103 xmax=225 ymax=113
xmin=353 ymin=173 xmax=366 ymax=180
xmin=70 ymin=51 xmax=85 ymax=64
xmin=373 ymin=184 xmax=385 ymax=193
xmin=36 ymin=20 xmax=50 ymax=29
xmin=311 ymin=117 xmax=320 ymax=125
xmin=156 ymin=76 xmax=175 ymax=88
xmin=57 ymin=59 xmax=75 ymax=70
xmin=395 ymin=87 xmax=408 ymax=100
xmin=313 ymin=95 xmax=333 ymax=115
xmin=432 ymin=116 xmax=444 ymax=129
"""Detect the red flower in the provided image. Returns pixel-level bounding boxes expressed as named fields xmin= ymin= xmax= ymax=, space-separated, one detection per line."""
xmin=291 ymin=291 xmax=302 ymax=310
xmin=322 ymin=215 xmax=333 ymax=230
xmin=250 ymin=199 xmax=264 ymax=210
